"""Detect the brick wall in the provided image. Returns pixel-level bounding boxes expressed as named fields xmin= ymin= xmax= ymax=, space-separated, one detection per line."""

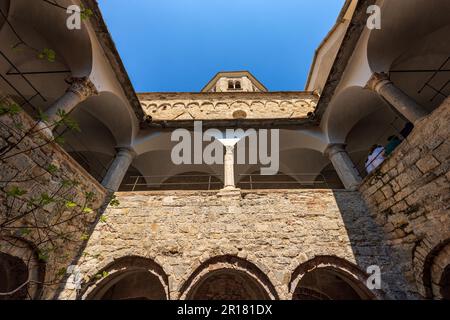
xmin=359 ymin=97 xmax=450 ymax=298
xmin=59 ymin=189 xmax=414 ymax=300
xmin=0 ymin=99 xmax=108 ymax=299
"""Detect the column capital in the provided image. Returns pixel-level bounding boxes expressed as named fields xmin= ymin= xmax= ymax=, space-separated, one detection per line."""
xmin=365 ymin=72 xmax=392 ymax=93
xmin=224 ymin=144 xmax=235 ymax=154
xmin=116 ymin=147 xmax=136 ymax=159
xmin=66 ymin=77 xmax=98 ymax=100
xmin=324 ymin=143 xmax=346 ymax=158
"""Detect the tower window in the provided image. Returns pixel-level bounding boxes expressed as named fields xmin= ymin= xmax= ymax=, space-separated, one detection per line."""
xmin=227 ymin=80 xmax=243 ymax=90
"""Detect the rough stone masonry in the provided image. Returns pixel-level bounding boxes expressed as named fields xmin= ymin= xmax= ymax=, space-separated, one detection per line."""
xmin=59 ymin=189 xmax=415 ymax=300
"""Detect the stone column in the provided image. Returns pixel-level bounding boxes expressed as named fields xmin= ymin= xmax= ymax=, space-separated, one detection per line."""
xmin=102 ymin=148 xmax=136 ymax=193
xmin=325 ymin=144 xmax=362 ymax=190
xmin=45 ymin=77 xmax=98 ymax=123
xmin=366 ymin=72 xmax=428 ymax=123
xmin=223 ymin=145 xmax=236 ymax=189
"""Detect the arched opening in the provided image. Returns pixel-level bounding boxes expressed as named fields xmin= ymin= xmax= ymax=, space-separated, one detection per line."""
xmin=419 ymin=240 xmax=450 ymax=300
xmin=228 ymin=80 xmax=234 ymax=89
xmin=0 ymin=252 xmax=28 ymax=300
xmin=180 ymin=256 xmax=278 ymax=300
xmin=187 ymin=269 xmax=270 ymax=300
xmin=83 ymin=256 xmax=169 ymax=300
xmin=292 ymin=267 xmax=370 ymax=300
xmin=440 ymin=265 xmax=450 ymax=300
xmin=323 ymin=86 xmax=409 ymax=178
xmin=290 ymin=256 xmax=377 ymax=300
xmin=367 ymin=0 xmax=450 ymax=114
xmin=235 ymin=81 xmax=242 ymax=89
xmin=0 ymin=237 xmax=44 ymax=300
xmin=91 ymin=270 xmax=167 ymax=300
xmin=0 ymin=0 xmax=93 ymax=118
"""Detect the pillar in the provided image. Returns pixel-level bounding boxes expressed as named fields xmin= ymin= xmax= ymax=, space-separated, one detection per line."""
xmin=223 ymin=145 xmax=236 ymax=189
xmin=366 ymin=72 xmax=428 ymax=123
xmin=102 ymin=148 xmax=136 ymax=192
xmin=325 ymin=144 xmax=362 ymax=190
xmin=45 ymin=77 xmax=98 ymax=123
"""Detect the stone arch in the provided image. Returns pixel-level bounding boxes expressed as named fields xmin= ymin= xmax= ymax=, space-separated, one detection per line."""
xmin=179 ymin=255 xmax=279 ymax=300
xmin=413 ymin=237 xmax=450 ymax=299
xmin=293 ymin=99 xmax=312 ymax=108
xmin=214 ymin=102 xmax=229 ymax=111
xmin=81 ymin=256 xmax=169 ymax=300
xmin=322 ymin=86 xmax=394 ymax=144
xmin=0 ymin=0 xmax=94 ymax=118
xmin=145 ymin=103 xmax=158 ymax=112
xmin=367 ymin=0 xmax=450 ymax=74
xmin=132 ymin=149 xmax=223 ymax=188
xmin=0 ymin=236 xmax=45 ymax=300
xmin=187 ymin=102 xmax=201 ymax=109
xmin=77 ymin=91 xmax=137 ymax=145
xmin=367 ymin=0 xmax=450 ymax=112
xmin=279 ymin=101 xmax=294 ymax=109
xmin=289 ymin=256 xmax=379 ymax=300
xmin=264 ymin=100 xmax=279 ymax=110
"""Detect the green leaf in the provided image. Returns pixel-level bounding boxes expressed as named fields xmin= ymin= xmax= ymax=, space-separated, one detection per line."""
xmin=85 ymin=191 xmax=94 ymax=201
xmin=47 ymin=164 xmax=58 ymax=174
xmin=19 ymin=228 xmax=31 ymax=236
xmin=99 ymin=215 xmax=107 ymax=223
xmin=61 ymin=179 xmax=73 ymax=188
xmin=80 ymin=233 xmax=89 ymax=241
xmin=71 ymin=180 xmax=80 ymax=187
xmin=54 ymin=136 xmax=65 ymax=145
xmin=94 ymin=271 xmax=108 ymax=280
xmin=62 ymin=116 xmax=80 ymax=132
xmin=38 ymin=251 xmax=49 ymax=262
xmin=80 ymin=6 xmax=94 ymax=20
xmin=38 ymin=48 xmax=56 ymax=62
xmin=65 ymin=201 xmax=77 ymax=209
xmin=82 ymin=207 xmax=93 ymax=214
xmin=37 ymin=109 xmax=49 ymax=122
xmin=40 ymin=193 xmax=54 ymax=205
xmin=27 ymin=197 xmax=39 ymax=208
xmin=7 ymin=186 xmax=27 ymax=197
xmin=109 ymin=195 xmax=120 ymax=207
xmin=0 ymin=103 xmax=22 ymax=116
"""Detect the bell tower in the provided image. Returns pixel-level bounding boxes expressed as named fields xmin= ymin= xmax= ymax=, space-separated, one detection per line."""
xmin=201 ymin=71 xmax=268 ymax=93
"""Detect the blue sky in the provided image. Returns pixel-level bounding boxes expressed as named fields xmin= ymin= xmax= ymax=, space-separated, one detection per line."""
xmin=98 ymin=0 xmax=345 ymax=92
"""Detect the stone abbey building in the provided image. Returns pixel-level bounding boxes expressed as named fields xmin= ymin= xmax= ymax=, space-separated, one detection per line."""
xmin=0 ymin=0 xmax=449 ymax=300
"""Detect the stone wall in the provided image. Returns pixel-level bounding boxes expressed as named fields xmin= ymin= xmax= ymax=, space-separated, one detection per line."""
xmin=139 ymin=92 xmax=317 ymax=121
xmin=59 ymin=189 xmax=414 ymax=300
xmin=0 ymin=100 xmax=108 ymax=299
xmin=359 ymin=97 xmax=450 ymax=299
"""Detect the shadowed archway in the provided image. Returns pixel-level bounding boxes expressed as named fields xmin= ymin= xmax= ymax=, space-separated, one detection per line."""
xmin=290 ymin=256 xmax=377 ymax=300
xmin=179 ymin=255 xmax=278 ymax=300
xmin=82 ymin=256 xmax=169 ymax=300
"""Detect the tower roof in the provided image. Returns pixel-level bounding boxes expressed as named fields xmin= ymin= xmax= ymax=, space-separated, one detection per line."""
xmin=201 ymin=71 xmax=268 ymax=92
